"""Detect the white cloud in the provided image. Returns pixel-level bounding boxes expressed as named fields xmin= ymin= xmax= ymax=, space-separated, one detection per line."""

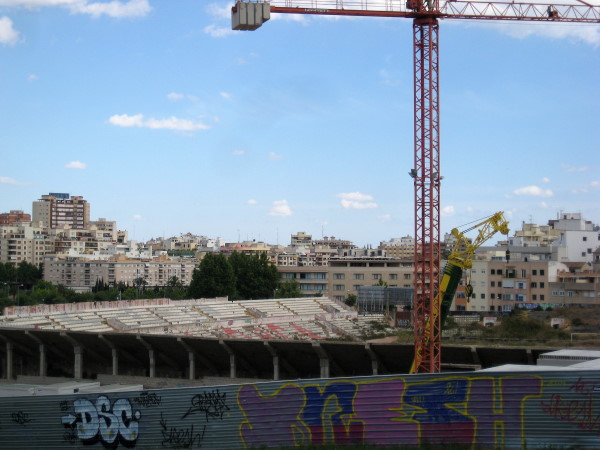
xmin=203 ymin=24 xmax=234 ymax=38
xmin=590 ymin=181 xmax=600 ymax=187
xmin=232 ymin=149 xmax=245 ymax=156
xmin=205 ymin=2 xmax=231 ymax=20
xmin=132 ymin=214 xmax=143 ymax=220
xmin=513 ymin=185 xmax=553 ymax=198
xmin=65 ymin=160 xmax=87 ymax=169
xmin=0 ymin=175 xmax=26 ymax=185
xmin=247 ymin=199 xmax=257 ymax=205
xmin=268 ymin=152 xmax=283 ymax=160
xmin=269 ymin=200 xmax=292 ymax=217
xmin=494 ymin=21 xmax=600 ymax=46
xmin=563 ymin=164 xmax=590 ymax=172
xmin=442 ymin=206 xmax=455 ymax=216
xmin=378 ymin=214 xmax=392 ymax=221
xmin=220 ymin=91 xmax=232 ymax=99
xmin=167 ymin=92 xmax=184 ymax=101
xmin=338 ymin=192 xmax=373 ymax=202
xmin=108 ymin=113 xmax=210 ymax=132
xmin=338 ymin=192 xmax=378 ymax=209
xmin=541 ymin=177 xmax=550 ymax=183
xmin=0 ymin=16 xmax=20 ymax=45
xmin=1 ymin=0 xmax=152 ymax=19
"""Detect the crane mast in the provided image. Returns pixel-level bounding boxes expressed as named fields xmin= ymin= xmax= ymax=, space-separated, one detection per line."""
xmin=232 ymin=0 xmax=599 ymax=373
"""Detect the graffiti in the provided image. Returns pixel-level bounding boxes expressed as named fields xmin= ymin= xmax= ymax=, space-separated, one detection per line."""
xmin=302 ymin=382 xmax=363 ymax=445
xmin=181 ymin=389 xmax=229 ymax=421
xmin=11 ymin=411 xmax=32 ymax=425
xmin=160 ymin=412 xmax=207 ymax=449
xmin=541 ymin=376 xmax=600 ymax=436
xmin=60 ymin=400 xmax=71 ymax=412
xmin=134 ymin=392 xmax=162 ymax=408
xmin=238 ymin=375 xmax=543 ymax=448
xmin=61 ymin=396 xmax=141 ymax=447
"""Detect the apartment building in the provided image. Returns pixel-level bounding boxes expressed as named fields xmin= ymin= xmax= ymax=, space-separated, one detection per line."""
xmin=32 ymin=193 xmax=90 ymax=229
xmin=43 ymin=255 xmax=196 ymax=291
xmin=279 ymin=257 xmax=414 ymax=302
xmin=0 ymin=210 xmax=31 ymax=225
xmin=0 ymin=222 xmax=54 ymax=266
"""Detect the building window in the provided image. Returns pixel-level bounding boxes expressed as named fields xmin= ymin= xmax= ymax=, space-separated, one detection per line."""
xmin=583 ymin=236 xmax=587 ymax=241
xmin=540 ymin=269 xmax=545 ymax=276
xmin=532 ymin=294 xmax=537 ymax=300
xmin=540 ymin=282 xmax=545 ymax=288
xmin=491 ymin=293 xmax=495 ymax=299
xmin=389 ymin=274 xmax=398 ymax=280
xmin=333 ymin=273 xmax=345 ymax=280
xmin=540 ymin=295 xmax=545 ymax=301
xmin=532 ymin=269 xmax=537 ymax=276
xmin=480 ymin=293 xmax=485 ymax=299
xmin=334 ymin=284 xmax=345 ymax=291
xmin=352 ymin=285 xmax=362 ymax=290
xmin=353 ymin=273 xmax=364 ymax=280
xmin=491 ymin=281 xmax=495 ymax=287
xmin=372 ymin=274 xmax=381 ymax=280
xmin=521 ymin=269 xmax=526 ymax=278
xmin=403 ymin=273 xmax=411 ymax=280
xmin=491 ymin=269 xmax=495 ymax=275
xmin=531 ymin=282 xmax=537 ymax=288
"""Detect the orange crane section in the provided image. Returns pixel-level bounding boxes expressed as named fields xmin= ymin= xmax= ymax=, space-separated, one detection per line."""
xmin=232 ymin=0 xmax=599 ymax=374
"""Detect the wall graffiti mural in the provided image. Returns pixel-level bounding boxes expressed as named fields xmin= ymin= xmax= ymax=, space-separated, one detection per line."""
xmin=60 ymin=396 xmax=141 ymax=447
xmin=0 ymin=370 xmax=598 ymax=448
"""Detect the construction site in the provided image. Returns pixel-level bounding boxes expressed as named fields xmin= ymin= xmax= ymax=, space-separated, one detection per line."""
xmin=0 ymin=0 xmax=598 ymax=448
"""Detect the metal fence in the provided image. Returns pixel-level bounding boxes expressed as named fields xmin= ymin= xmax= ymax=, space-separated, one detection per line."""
xmin=1 ymin=368 xmax=599 ymax=448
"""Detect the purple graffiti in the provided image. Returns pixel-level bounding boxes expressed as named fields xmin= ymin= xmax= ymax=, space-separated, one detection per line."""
xmin=354 ymin=378 xmax=419 ymax=446
xmin=468 ymin=376 xmax=542 ymax=447
xmin=239 ymin=384 xmax=308 ymax=447
xmin=302 ymin=382 xmax=363 ymax=445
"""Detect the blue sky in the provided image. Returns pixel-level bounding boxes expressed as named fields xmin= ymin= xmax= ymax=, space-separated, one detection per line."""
xmin=1 ymin=1 xmax=598 ymax=246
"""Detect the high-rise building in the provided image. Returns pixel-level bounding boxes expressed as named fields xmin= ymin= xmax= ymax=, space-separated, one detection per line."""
xmin=32 ymin=193 xmax=90 ymax=229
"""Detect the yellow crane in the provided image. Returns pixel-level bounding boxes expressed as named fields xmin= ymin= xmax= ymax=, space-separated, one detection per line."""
xmin=410 ymin=211 xmax=509 ymax=373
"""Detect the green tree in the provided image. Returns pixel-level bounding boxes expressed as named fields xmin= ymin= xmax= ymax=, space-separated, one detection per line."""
xmin=188 ymin=253 xmax=237 ymax=299
xmin=0 ymin=262 xmax=17 ymax=283
xmin=275 ymin=279 xmax=302 ymax=298
xmin=344 ymin=294 xmax=357 ymax=307
xmin=229 ymin=252 xmax=280 ymax=300
xmin=16 ymin=261 xmax=42 ymax=289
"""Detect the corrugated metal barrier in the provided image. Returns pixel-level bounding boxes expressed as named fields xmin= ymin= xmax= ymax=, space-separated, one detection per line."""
xmin=0 ymin=369 xmax=599 ymax=448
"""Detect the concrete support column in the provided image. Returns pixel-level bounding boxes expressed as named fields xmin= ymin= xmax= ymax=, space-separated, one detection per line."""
xmin=312 ymin=343 xmax=330 ymax=379
xmin=264 ymin=342 xmax=279 ymax=381
xmin=220 ymin=340 xmax=236 ymax=379
xmin=148 ymin=349 xmax=155 ymax=378
xmin=319 ymin=357 xmax=330 ymax=379
xmin=188 ymin=351 xmax=195 ymax=380
xmin=229 ymin=354 xmax=236 ymax=379
xmin=177 ymin=338 xmax=196 ymax=381
xmin=74 ymin=346 xmax=83 ymax=380
xmin=61 ymin=332 xmax=83 ymax=380
xmin=5 ymin=341 xmax=13 ymax=380
xmin=39 ymin=344 xmax=47 ymax=377
xmin=365 ymin=343 xmax=379 ymax=376
xmin=137 ymin=336 xmax=155 ymax=378
xmin=111 ymin=348 xmax=119 ymax=376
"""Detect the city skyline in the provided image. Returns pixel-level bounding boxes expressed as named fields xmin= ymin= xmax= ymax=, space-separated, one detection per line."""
xmin=1 ymin=1 xmax=598 ymax=247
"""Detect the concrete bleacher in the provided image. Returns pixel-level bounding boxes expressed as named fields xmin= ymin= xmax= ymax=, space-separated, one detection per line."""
xmin=0 ymin=297 xmax=387 ymax=341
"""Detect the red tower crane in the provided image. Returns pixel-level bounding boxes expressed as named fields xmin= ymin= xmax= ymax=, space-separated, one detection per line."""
xmin=232 ymin=0 xmax=599 ymax=373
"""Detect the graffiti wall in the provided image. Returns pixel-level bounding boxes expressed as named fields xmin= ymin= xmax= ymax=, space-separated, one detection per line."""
xmin=0 ymin=370 xmax=598 ymax=448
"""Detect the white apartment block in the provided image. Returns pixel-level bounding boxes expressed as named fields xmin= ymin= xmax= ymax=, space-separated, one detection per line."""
xmin=44 ymin=255 xmax=197 ymax=291
xmin=0 ymin=222 xmax=54 ymax=266
xmin=279 ymin=257 xmax=414 ymax=302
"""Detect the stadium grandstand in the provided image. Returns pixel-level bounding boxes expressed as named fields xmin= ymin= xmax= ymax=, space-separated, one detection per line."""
xmin=0 ymin=296 xmax=394 ymax=342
